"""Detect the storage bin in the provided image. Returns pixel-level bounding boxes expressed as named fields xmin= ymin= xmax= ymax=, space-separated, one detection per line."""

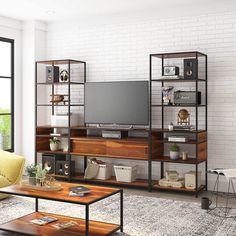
xmin=51 ymin=114 xmax=81 ymax=127
xmin=95 ymin=164 xmax=113 ymax=180
xmin=114 ymin=165 xmax=138 ymax=182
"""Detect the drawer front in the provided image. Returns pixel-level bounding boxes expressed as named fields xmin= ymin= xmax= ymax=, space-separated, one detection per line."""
xmin=106 ymin=140 xmax=148 ymax=158
xmin=71 ymin=139 xmax=106 ymax=155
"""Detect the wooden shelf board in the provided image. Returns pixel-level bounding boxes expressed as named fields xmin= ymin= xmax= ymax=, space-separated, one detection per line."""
xmin=153 ymin=184 xmax=206 ymax=192
xmin=37 ymin=104 xmax=84 ymax=107
xmin=36 ymin=134 xmax=68 ymax=138
xmin=71 ymin=125 xmax=149 ymax=132
xmin=37 ymin=125 xmax=70 ymax=129
xmin=154 ymin=156 xmax=206 ymax=164
xmin=36 ymin=59 xmax=85 ymax=64
xmin=37 ymin=82 xmax=84 ymax=85
xmin=37 ymin=150 xmax=69 ymax=155
xmin=70 ymin=152 xmax=154 ymax=161
xmin=0 ymin=212 xmax=120 ymax=236
xmin=152 ymin=78 xmax=206 ymax=82
xmin=152 ymin=128 xmax=206 ymax=133
xmin=69 ymin=174 xmax=157 ymax=188
xmin=70 ymin=136 xmax=148 ymax=143
xmin=152 ymin=104 xmax=206 ymax=107
xmin=151 ymin=51 xmax=207 ymax=59
xmin=161 ymin=139 xmax=207 ymax=144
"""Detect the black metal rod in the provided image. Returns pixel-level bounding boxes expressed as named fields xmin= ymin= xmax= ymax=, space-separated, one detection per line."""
xmin=195 ymin=164 xmax=198 ymax=198
xmin=120 ymin=189 xmax=123 ymax=232
xmin=35 ymin=198 xmax=38 ymax=212
xmin=84 ymin=156 xmax=87 ymax=171
xmin=205 ymin=160 xmax=208 ymax=191
xmin=148 ymin=54 xmax=152 ymax=192
xmin=85 ymin=205 xmax=89 ymax=236
xmin=68 ymin=61 xmax=71 ymax=182
xmin=225 ymin=180 xmax=231 ymax=216
xmin=35 ymin=62 xmax=38 ymax=164
xmin=161 ymin=162 xmax=164 ymax=179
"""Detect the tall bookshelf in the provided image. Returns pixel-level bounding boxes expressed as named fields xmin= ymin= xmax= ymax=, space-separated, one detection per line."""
xmin=150 ymin=51 xmax=207 ymax=196
xmin=35 ymin=59 xmax=86 ymax=181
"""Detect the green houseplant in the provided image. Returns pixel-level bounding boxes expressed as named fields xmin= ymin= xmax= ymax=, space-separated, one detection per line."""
xmin=26 ymin=164 xmax=37 ymax=185
xmin=49 ymin=137 xmax=60 ymax=151
xmin=35 ymin=164 xmax=47 ymax=187
xmin=169 ymin=143 xmax=180 ymax=160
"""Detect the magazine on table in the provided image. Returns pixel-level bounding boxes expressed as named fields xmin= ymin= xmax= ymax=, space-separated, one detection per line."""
xmin=69 ymin=186 xmax=91 ymax=196
xmin=30 ymin=216 xmax=58 ymax=225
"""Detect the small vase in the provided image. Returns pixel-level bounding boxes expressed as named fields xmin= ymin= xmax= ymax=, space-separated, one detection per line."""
xmin=28 ymin=176 xmax=36 ymax=185
xmin=50 ymin=143 xmax=59 ymax=151
xmin=170 ymin=151 xmax=179 ymax=160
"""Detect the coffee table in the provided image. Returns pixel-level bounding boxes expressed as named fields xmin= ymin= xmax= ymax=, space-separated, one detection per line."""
xmin=0 ymin=182 xmax=123 ymax=236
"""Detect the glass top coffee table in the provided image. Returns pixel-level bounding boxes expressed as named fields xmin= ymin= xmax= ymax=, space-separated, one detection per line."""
xmin=0 ymin=182 xmax=123 ymax=236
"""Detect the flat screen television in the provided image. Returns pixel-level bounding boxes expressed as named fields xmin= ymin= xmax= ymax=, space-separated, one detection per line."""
xmin=85 ymin=81 xmax=149 ymax=125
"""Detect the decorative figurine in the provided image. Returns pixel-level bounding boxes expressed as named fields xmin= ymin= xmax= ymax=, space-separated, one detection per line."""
xmin=177 ymin=109 xmax=190 ymax=126
xmin=162 ymin=86 xmax=174 ymax=105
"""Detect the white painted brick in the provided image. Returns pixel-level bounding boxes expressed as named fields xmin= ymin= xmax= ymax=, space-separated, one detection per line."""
xmin=46 ymin=11 xmax=236 ymax=191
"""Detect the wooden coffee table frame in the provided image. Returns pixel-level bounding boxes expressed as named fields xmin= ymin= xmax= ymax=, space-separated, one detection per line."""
xmin=0 ymin=183 xmax=123 ymax=236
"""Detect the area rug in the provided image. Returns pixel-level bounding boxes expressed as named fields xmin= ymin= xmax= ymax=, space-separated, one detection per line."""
xmin=0 ymin=194 xmax=236 ymax=236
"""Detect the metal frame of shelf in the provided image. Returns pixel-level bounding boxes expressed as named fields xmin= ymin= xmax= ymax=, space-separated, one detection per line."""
xmin=35 ymin=59 xmax=86 ymax=184
xmin=149 ymin=51 xmax=208 ymax=196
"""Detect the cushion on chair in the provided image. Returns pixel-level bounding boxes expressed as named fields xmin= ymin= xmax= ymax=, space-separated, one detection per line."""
xmin=0 ymin=150 xmax=25 ymax=200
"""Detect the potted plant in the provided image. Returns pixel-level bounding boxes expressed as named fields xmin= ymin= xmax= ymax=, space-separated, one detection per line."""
xmin=169 ymin=143 xmax=180 ymax=160
xmin=49 ymin=137 xmax=60 ymax=151
xmin=26 ymin=164 xmax=37 ymax=185
xmin=35 ymin=164 xmax=47 ymax=187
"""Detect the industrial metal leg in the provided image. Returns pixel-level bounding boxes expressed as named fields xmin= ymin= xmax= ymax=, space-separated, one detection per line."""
xmin=85 ymin=205 xmax=89 ymax=236
xmin=205 ymin=161 xmax=208 ymax=191
xmin=120 ymin=190 xmax=123 ymax=232
xmin=35 ymin=198 xmax=38 ymax=212
xmin=225 ymin=179 xmax=231 ymax=216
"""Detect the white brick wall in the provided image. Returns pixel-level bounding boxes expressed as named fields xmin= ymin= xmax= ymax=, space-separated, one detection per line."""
xmin=46 ymin=11 xmax=236 ymax=191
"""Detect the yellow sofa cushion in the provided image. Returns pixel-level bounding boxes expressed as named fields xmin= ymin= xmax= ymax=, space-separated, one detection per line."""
xmin=0 ymin=150 xmax=25 ymax=199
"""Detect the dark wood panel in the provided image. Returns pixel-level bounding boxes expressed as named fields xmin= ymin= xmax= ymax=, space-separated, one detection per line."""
xmin=0 ymin=182 xmax=120 ymax=205
xmin=36 ymin=137 xmax=49 ymax=151
xmin=155 ymin=156 xmax=205 ymax=164
xmin=36 ymin=127 xmax=54 ymax=135
xmin=71 ymin=137 xmax=162 ymax=159
xmin=153 ymin=184 xmax=205 ymax=192
xmin=70 ymin=174 xmax=158 ymax=188
xmin=0 ymin=212 xmax=120 ymax=236
xmin=197 ymin=142 xmax=207 ymax=160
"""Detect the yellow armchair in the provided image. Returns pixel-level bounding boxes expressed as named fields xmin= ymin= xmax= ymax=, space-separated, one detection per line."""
xmin=0 ymin=150 xmax=25 ymax=199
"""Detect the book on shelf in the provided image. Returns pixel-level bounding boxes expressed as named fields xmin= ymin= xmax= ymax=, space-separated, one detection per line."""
xmin=158 ymin=75 xmax=184 ymax=80
xmin=173 ymin=125 xmax=194 ymax=131
xmin=168 ymin=136 xmax=189 ymax=142
xmin=30 ymin=216 xmax=58 ymax=226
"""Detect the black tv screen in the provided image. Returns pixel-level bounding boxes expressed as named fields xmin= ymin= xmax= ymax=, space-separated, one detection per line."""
xmin=85 ymin=81 xmax=149 ymax=125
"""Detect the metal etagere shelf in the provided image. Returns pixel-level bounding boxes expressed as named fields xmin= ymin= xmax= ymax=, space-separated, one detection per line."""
xmin=149 ymin=51 xmax=208 ymax=196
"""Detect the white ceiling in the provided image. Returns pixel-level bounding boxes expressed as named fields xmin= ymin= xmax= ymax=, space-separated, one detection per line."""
xmin=0 ymin=0 xmax=236 ymax=22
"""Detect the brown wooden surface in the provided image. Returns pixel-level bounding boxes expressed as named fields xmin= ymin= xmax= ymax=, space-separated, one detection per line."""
xmin=197 ymin=142 xmax=207 ymax=160
xmin=0 ymin=182 xmax=120 ymax=205
xmin=197 ymin=131 xmax=207 ymax=142
xmin=69 ymin=174 xmax=158 ymax=188
xmin=0 ymin=212 xmax=120 ymax=236
xmin=155 ymin=156 xmax=205 ymax=164
xmin=36 ymin=137 xmax=50 ymax=151
xmin=70 ymin=137 xmax=161 ymax=159
xmin=153 ymin=184 xmax=205 ymax=192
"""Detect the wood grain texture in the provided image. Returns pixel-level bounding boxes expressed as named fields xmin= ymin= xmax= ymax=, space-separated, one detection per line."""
xmin=71 ymin=137 xmax=161 ymax=159
xmin=0 ymin=212 xmax=120 ymax=236
xmin=0 ymin=182 xmax=120 ymax=205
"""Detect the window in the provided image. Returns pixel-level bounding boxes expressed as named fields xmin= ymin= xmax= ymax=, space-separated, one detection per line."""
xmin=0 ymin=37 xmax=14 ymax=151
